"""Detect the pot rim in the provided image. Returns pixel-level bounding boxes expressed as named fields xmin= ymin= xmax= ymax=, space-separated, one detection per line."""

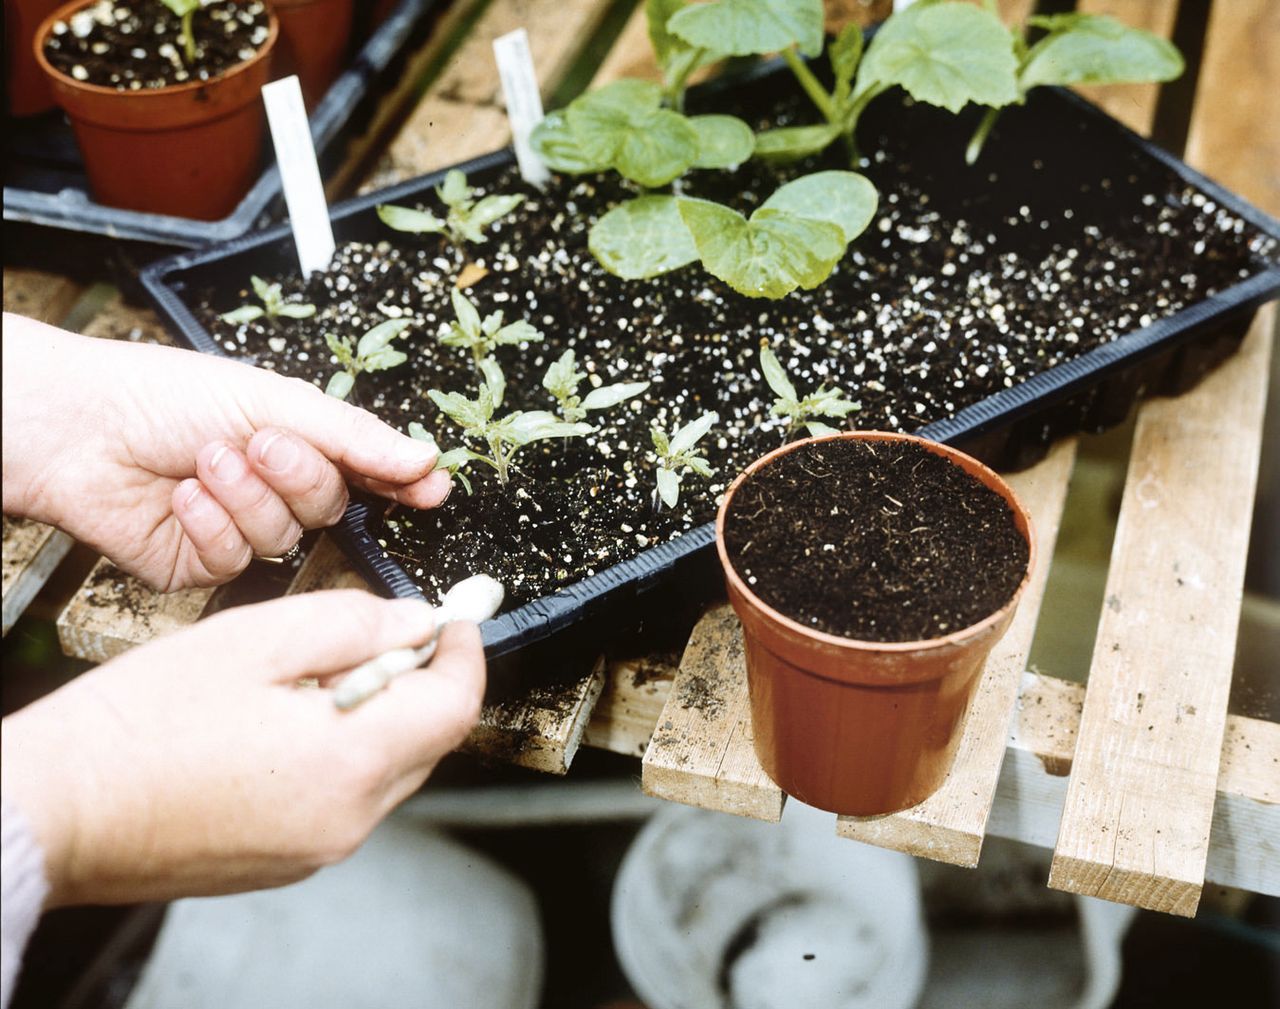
xmin=33 ymin=0 xmax=279 ymax=99
xmin=714 ymin=430 xmax=1037 ymax=654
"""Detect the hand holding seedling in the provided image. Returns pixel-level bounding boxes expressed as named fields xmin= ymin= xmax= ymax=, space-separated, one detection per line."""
xmin=0 ymin=590 xmax=484 ymax=907
xmin=2 ymin=314 xmax=452 ymax=591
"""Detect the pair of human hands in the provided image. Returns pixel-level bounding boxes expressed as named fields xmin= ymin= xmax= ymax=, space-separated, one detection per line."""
xmin=1 ymin=315 xmax=485 ymax=908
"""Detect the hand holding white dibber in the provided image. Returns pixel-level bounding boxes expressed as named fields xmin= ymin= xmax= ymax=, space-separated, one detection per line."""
xmin=333 ymin=575 xmax=505 ymax=711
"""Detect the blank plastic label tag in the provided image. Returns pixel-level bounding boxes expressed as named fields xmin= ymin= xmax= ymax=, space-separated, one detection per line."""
xmin=262 ymin=76 xmax=335 ymax=279
xmin=493 ymin=28 xmax=550 ymax=186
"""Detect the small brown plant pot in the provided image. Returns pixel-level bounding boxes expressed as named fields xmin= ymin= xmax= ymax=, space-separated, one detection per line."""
xmin=268 ymin=0 xmax=354 ymax=108
xmin=715 ymin=431 xmax=1035 ymax=816
xmin=6 ymin=0 xmax=64 ymax=115
xmin=33 ymin=0 xmax=278 ymax=220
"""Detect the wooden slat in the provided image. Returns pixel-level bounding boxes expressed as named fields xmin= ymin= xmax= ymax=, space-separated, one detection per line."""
xmin=641 ymin=604 xmax=786 ymax=823
xmin=1048 ymin=303 xmax=1275 ymax=916
xmin=3 ymin=267 xmax=83 ymax=323
xmin=284 ymin=533 xmax=369 ymax=594
xmin=993 ymin=671 xmax=1280 ymax=898
xmin=1071 ymin=0 xmax=1178 ymax=135
xmin=2 ymin=518 xmax=74 ymax=636
xmin=363 ymin=0 xmax=617 ymax=190
xmin=836 ymin=438 xmax=1077 ymax=865
xmin=583 ymin=653 xmax=677 ymax=757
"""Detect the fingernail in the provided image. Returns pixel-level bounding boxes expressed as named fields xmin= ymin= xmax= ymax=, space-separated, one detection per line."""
xmin=183 ymin=483 xmax=205 ymax=509
xmin=258 ymin=432 xmax=297 ymax=472
xmin=209 ymin=445 xmax=246 ymax=482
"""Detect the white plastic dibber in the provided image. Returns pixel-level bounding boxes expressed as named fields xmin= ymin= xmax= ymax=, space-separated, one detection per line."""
xmin=493 ymin=28 xmax=551 ymax=186
xmin=262 ymin=75 xmax=336 ymax=280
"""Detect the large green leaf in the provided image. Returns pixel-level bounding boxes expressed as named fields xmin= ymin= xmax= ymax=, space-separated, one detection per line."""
xmin=857 ymin=0 xmax=1018 ymax=113
xmin=530 ymin=110 xmax=610 ymax=174
xmin=589 ymin=196 xmax=699 ymax=280
xmin=678 ymin=199 xmax=845 ymax=299
xmin=565 ymin=80 xmax=699 ymax=187
xmin=760 ymin=170 xmax=878 ymax=243
xmin=667 ymin=0 xmax=824 ymax=58
xmin=1020 ymin=14 xmax=1183 ymax=89
xmin=689 ymin=115 xmax=755 ymax=168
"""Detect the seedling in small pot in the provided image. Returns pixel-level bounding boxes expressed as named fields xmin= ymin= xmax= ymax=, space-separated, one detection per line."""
xmin=377 ymin=170 xmax=524 ymax=255
xmin=759 ymin=345 xmax=860 ymax=439
xmin=440 ymin=288 xmax=543 ymax=367
xmin=651 ymin=411 xmax=717 ymax=510
xmin=324 ymin=318 xmax=412 ymax=401
xmin=220 ymin=275 xmax=317 ymax=325
xmin=427 ymin=358 xmax=592 ymax=487
xmin=964 ymin=12 xmax=1183 ymax=164
xmin=543 ymin=349 xmax=650 ymax=423
xmin=159 ymin=0 xmax=200 ymax=66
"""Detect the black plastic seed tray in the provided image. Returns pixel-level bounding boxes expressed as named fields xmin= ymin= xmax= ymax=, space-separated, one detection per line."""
xmin=3 ymin=0 xmax=436 ymax=248
xmin=140 ymin=65 xmax=1280 ymax=661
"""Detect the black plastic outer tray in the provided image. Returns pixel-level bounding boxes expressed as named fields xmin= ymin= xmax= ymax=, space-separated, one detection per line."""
xmin=141 ymin=76 xmax=1280 ymax=660
xmin=3 ymin=0 xmax=435 ymax=248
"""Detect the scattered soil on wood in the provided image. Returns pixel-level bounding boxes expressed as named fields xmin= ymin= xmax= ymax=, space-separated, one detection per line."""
xmin=43 ymin=0 xmax=270 ymax=89
xmin=192 ymin=74 xmax=1277 ymax=612
xmin=722 ymin=439 xmax=1029 ymax=641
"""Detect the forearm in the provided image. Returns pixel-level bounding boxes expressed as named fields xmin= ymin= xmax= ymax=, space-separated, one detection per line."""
xmin=1 ymin=314 xmax=106 ymax=524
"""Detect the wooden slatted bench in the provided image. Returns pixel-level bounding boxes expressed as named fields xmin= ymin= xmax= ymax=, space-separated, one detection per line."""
xmin=4 ymin=0 xmax=1276 ymax=919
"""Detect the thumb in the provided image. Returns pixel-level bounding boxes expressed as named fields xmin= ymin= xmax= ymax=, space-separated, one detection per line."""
xmin=252 ymin=373 xmax=438 ymax=485
xmin=179 ymin=590 xmax=438 ymax=684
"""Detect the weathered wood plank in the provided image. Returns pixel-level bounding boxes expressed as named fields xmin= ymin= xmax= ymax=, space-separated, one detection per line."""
xmin=641 ymin=604 xmax=786 ymax=822
xmin=583 ymin=652 xmax=678 ymax=757
xmin=1047 ymin=303 xmax=1275 ymax=916
xmin=284 ymin=534 xmax=369 ymax=594
xmin=365 ymin=0 xmax=616 ymax=190
xmin=993 ymin=672 xmax=1280 ymax=898
xmin=837 ymin=438 xmax=1077 ymax=865
xmin=3 ymin=268 xmax=83 ymax=323
xmin=2 ymin=518 xmax=74 ymax=636
xmin=57 ymin=559 xmax=215 ymax=663
xmin=1071 ymin=0 xmax=1178 ymax=135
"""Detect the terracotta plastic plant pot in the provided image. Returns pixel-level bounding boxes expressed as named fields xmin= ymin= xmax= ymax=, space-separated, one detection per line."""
xmin=5 ymin=0 xmax=62 ymax=115
xmin=268 ymin=0 xmax=353 ymax=108
xmin=715 ymin=431 xmax=1036 ymax=817
xmin=33 ymin=0 xmax=278 ymax=220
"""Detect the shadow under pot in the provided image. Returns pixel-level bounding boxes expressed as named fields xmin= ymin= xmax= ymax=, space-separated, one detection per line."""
xmin=715 ymin=431 xmax=1036 ymax=817
xmin=34 ymin=0 xmax=278 ymax=219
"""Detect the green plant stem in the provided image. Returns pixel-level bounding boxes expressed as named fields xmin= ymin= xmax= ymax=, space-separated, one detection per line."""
xmin=663 ymin=47 xmax=706 ymax=112
xmin=781 ymin=47 xmax=837 ymax=124
xmin=181 ymin=11 xmax=196 ymax=65
xmin=489 ymin=436 xmax=510 ymax=486
xmin=965 ymin=107 xmax=1002 ymax=165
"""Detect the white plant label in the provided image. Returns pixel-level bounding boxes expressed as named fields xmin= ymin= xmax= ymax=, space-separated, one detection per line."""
xmin=493 ymin=28 xmax=550 ymax=186
xmin=262 ymin=75 xmax=335 ymax=279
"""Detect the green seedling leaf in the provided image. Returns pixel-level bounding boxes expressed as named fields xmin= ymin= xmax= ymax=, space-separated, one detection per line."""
xmin=670 ymin=411 xmax=718 ymax=453
xmin=160 ymin=0 xmax=199 ymax=16
xmin=530 ymin=111 xmax=611 ymax=174
xmin=502 ymin=411 xmax=594 ymax=445
xmin=857 ymin=0 xmax=1018 ymax=113
xmin=356 ymin=318 xmax=412 ymax=359
xmin=651 ymin=425 xmax=671 ymax=455
xmin=478 ymin=356 xmax=507 ymax=409
xmin=679 ymin=198 xmax=845 ymax=299
xmin=326 ymin=371 xmax=355 ymax=400
xmin=567 ymin=80 xmax=699 ymax=188
xmin=221 ymin=305 xmax=265 ymax=324
xmin=362 ymin=348 xmax=408 ymax=372
xmin=829 ymin=22 xmax=863 ymax=103
xmin=428 ymin=389 xmax=490 ymax=431
xmin=276 ymin=303 xmax=316 ymax=319
xmin=805 ymin=421 xmax=838 ymax=436
xmin=668 ymin=0 xmax=824 ymax=58
xmin=761 ymin=170 xmax=879 ymax=243
xmin=408 ymin=421 xmax=435 ymax=444
xmin=759 ymin=345 xmax=797 ymax=402
xmin=589 ymin=196 xmax=700 ymax=280
xmin=451 ymin=287 xmax=482 ymax=338
xmin=689 ymin=115 xmax=755 ymax=168
xmin=580 ymin=381 xmax=650 ymax=412
xmin=325 ymin=332 xmax=355 ymax=366
xmin=467 ymin=194 xmax=526 ymax=229
xmin=376 ymin=204 xmax=448 ymax=235
xmin=250 ymin=275 xmax=275 ymax=303
xmin=753 ymin=123 xmax=843 ymax=163
xmin=543 ymin=349 xmax=586 ymax=401
xmin=1019 ymin=14 xmax=1183 ymax=89
xmin=647 ymin=0 xmax=694 ymax=70
xmin=438 ymin=169 xmax=470 ymax=207
xmin=656 ymin=468 xmax=680 ymax=509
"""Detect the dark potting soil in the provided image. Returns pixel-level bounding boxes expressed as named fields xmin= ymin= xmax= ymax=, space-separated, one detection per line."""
xmin=722 ymin=439 xmax=1029 ymax=641
xmin=192 ymin=82 xmax=1277 ymax=612
xmin=43 ymin=0 xmax=270 ymax=90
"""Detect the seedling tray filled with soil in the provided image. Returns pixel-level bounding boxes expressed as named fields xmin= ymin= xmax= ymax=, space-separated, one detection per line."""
xmin=4 ymin=0 xmax=437 ymax=248
xmin=142 ymin=58 xmax=1280 ymax=658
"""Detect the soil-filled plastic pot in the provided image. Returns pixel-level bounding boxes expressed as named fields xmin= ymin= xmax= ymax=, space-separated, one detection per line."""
xmin=268 ymin=0 xmax=353 ymax=108
xmin=6 ymin=0 xmax=63 ymax=115
xmin=716 ymin=431 xmax=1035 ymax=816
xmin=33 ymin=0 xmax=278 ymax=219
